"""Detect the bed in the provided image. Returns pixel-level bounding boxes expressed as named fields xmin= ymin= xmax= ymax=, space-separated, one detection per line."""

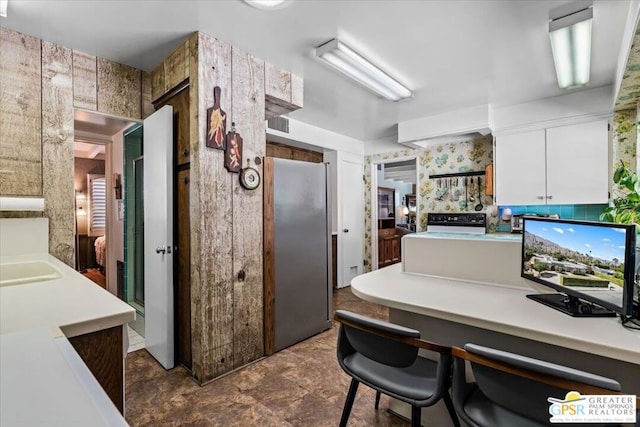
xmin=94 ymin=235 xmax=106 ymax=269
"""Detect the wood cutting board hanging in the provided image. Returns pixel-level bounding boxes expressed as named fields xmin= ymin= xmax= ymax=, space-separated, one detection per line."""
xmin=206 ymin=86 xmax=226 ymax=149
xmin=224 ymin=123 xmax=243 ymax=173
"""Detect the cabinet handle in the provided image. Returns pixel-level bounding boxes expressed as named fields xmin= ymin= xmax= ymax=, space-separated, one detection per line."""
xmin=537 ymin=196 xmax=544 ymax=200
xmin=546 ymin=195 xmax=553 ymax=200
xmin=343 ymin=229 xmax=349 ymax=233
xmin=182 ymin=149 xmax=189 ymax=157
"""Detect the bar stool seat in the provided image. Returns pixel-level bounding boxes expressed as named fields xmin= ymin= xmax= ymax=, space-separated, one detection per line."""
xmin=334 ymin=310 xmax=459 ymax=427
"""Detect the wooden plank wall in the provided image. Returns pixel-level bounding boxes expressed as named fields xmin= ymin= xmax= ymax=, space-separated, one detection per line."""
xmin=72 ymin=51 xmax=98 ymax=110
xmin=265 ymin=61 xmax=303 ymax=119
xmin=0 ymin=27 xmax=149 ymax=265
xmin=42 ymin=41 xmax=75 ymax=266
xmin=150 ymin=31 xmax=302 ymax=384
xmin=231 ymin=47 xmax=265 ymax=368
xmin=192 ymin=33 xmax=235 ymax=381
xmin=0 ymin=28 xmax=42 ymax=197
xmin=96 ymin=58 xmax=141 ymax=119
xmin=266 ymin=141 xmax=324 ymax=163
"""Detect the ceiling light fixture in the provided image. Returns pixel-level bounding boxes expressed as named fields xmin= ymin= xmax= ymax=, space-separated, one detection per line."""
xmin=315 ymin=38 xmax=413 ymax=102
xmin=243 ymin=0 xmax=291 ymax=10
xmin=0 ymin=0 xmax=7 ymax=18
xmin=548 ymin=1 xmax=593 ymax=89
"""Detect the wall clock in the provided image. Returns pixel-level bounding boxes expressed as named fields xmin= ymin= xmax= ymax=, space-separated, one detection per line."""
xmin=240 ymin=166 xmax=260 ymax=190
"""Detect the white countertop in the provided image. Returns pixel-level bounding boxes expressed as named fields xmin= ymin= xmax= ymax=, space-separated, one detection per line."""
xmin=0 ymin=218 xmax=133 ymax=426
xmin=0 ymin=253 xmax=135 ymax=337
xmin=408 ymin=231 xmax=523 ymax=241
xmin=0 ymin=327 xmax=127 ymax=426
xmin=352 ymin=264 xmax=640 ymax=364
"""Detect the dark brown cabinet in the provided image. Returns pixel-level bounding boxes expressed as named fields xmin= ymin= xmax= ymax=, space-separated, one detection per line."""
xmin=169 ymin=87 xmax=191 ymax=166
xmin=76 ymin=234 xmax=98 ymax=271
xmin=378 ymin=228 xmax=401 ymax=268
xmin=68 ymin=326 xmax=124 ymax=413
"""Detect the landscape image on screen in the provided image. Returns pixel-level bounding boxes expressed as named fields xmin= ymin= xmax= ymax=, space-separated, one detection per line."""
xmin=523 ymin=220 xmax=626 ymax=307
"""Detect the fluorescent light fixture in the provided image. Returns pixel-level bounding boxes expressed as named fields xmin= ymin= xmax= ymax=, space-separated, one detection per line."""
xmin=549 ymin=3 xmax=593 ymax=89
xmin=315 ymin=38 xmax=413 ymax=101
xmin=0 ymin=0 xmax=7 ymax=18
xmin=243 ymin=0 xmax=291 ymax=10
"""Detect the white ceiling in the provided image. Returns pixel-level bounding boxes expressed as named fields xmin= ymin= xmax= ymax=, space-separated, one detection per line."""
xmin=73 ymin=141 xmax=105 ymax=160
xmin=0 ymin=0 xmax=632 ymax=142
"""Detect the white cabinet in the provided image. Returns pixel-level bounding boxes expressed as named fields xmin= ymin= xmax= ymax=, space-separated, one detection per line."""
xmin=545 ymin=121 xmax=608 ymax=204
xmin=495 ymin=120 xmax=608 ymax=206
xmin=495 ymin=129 xmax=546 ymax=205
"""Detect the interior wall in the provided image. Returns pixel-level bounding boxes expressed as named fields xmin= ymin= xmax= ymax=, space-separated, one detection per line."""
xmin=148 ymin=31 xmax=298 ymax=383
xmin=0 ymin=27 xmax=151 ymax=267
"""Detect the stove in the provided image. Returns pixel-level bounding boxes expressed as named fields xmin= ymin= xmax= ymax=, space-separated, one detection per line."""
xmin=427 ymin=212 xmax=487 ymax=234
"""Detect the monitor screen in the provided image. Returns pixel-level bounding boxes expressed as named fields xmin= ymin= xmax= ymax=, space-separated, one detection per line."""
xmin=521 ymin=217 xmax=636 ymax=317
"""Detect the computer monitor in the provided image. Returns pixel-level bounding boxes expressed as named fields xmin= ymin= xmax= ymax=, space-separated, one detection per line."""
xmin=521 ymin=217 xmax=637 ymax=319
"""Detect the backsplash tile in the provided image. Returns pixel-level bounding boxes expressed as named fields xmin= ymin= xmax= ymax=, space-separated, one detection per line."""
xmin=501 ymin=204 xmax=608 ymax=221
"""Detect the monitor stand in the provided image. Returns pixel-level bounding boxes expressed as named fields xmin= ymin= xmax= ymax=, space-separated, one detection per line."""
xmin=526 ymin=294 xmax=616 ymax=317
xmin=622 ymin=301 xmax=640 ymax=327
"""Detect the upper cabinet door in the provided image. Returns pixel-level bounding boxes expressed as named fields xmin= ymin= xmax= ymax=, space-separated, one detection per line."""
xmin=495 ymin=129 xmax=546 ymax=205
xmin=546 ymin=120 xmax=608 ymax=205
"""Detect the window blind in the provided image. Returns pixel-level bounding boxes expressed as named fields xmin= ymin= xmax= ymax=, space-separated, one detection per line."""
xmin=89 ymin=176 xmax=106 ymax=233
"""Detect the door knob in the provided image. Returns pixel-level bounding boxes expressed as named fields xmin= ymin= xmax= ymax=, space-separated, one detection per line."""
xmin=343 ymin=229 xmax=349 ymax=233
xmin=156 ymin=246 xmax=166 ymax=254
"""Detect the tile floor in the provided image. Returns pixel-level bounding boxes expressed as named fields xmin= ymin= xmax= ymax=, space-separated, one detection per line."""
xmin=125 ymin=287 xmax=409 ymax=426
xmin=128 ymin=325 xmax=145 ymax=353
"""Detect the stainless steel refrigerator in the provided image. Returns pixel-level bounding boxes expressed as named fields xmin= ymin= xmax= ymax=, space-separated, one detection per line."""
xmin=264 ymin=157 xmax=332 ymax=353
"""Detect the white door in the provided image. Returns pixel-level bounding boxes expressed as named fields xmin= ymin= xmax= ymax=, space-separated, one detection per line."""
xmin=339 ymin=158 xmax=364 ymax=287
xmin=546 ymin=120 xmax=608 ymax=204
xmin=143 ymin=106 xmax=174 ymax=369
xmin=495 ymin=129 xmax=546 ymax=205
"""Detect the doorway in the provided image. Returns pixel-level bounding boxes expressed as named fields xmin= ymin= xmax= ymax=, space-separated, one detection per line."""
xmin=73 ymin=109 xmax=143 ymax=351
xmin=73 ymin=142 xmax=106 ymax=287
xmin=123 ymin=124 xmax=145 ymax=340
xmin=371 ymin=157 xmax=418 ymax=270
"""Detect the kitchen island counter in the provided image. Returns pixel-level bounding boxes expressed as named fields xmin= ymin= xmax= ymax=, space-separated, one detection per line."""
xmin=0 ymin=252 xmax=135 ymax=337
xmin=0 ymin=327 xmax=128 ymax=426
xmin=0 ymin=217 xmax=135 ymax=417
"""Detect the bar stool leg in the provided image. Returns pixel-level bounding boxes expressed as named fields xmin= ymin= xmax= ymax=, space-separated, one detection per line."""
xmin=339 ymin=379 xmax=359 ymax=427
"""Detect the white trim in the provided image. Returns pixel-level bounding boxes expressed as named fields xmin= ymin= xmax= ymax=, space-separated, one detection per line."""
xmin=493 ymin=112 xmax=612 ymax=137
xmin=613 ymin=1 xmax=640 ymax=109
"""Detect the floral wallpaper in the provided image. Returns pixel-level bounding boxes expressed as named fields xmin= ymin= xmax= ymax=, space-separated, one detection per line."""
xmin=616 ymin=25 xmax=640 ymax=111
xmin=612 ymin=109 xmax=637 ymax=171
xmin=363 ymin=135 xmax=498 ymax=272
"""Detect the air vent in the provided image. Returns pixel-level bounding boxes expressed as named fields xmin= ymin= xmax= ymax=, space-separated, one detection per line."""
xmin=267 ymin=116 xmax=289 ymax=133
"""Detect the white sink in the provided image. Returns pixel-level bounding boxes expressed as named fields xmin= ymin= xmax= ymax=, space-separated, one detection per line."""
xmin=0 ymin=261 xmax=62 ymax=287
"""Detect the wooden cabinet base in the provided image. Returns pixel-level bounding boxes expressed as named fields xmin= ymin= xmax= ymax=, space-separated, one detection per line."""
xmin=378 ymin=233 xmax=401 ymax=268
xmin=68 ymin=326 xmax=124 ymax=413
